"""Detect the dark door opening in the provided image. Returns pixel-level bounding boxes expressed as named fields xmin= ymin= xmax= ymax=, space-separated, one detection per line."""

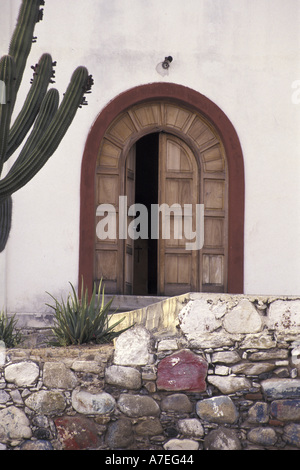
xmin=133 ymin=133 xmax=159 ymax=295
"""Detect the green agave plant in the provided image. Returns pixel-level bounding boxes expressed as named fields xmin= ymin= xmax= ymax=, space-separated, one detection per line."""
xmin=0 ymin=310 xmax=23 ymax=348
xmin=46 ymin=280 xmax=132 ymax=346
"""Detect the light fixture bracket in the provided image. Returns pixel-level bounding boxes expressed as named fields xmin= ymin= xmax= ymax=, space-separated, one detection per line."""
xmin=162 ymin=56 xmax=173 ymax=69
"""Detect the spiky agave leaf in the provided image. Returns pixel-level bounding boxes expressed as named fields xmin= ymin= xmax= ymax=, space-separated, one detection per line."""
xmin=46 ymin=279 xmax=132 ymax=346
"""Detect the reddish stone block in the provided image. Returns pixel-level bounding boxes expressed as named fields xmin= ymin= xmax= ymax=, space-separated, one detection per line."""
xmin=269 ymin=419 xmax=284 ymax=427
xmin=55 ymin=416 xmax=101 ymax=450
xmin=157 ymin=349 xmax=208 ymax=392
xmin=245 ymin=393 xmax=263 ymax=400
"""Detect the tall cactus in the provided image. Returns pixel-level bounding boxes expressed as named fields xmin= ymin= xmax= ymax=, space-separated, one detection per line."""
xmin=0 ymin=0 xmax=93 ymax=251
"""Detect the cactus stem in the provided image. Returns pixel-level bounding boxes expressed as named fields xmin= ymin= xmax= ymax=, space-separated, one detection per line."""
xmin=0 ymin=0 xmax=93 ymax=249
xmin=37 ymin=9 xmax=44 ymax=22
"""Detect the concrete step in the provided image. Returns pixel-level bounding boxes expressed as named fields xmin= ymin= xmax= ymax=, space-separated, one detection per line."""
xmin=13 ymin=295 xmax=169 ymax=329
xmin=104 ymin=295 xmax=169 ymax=314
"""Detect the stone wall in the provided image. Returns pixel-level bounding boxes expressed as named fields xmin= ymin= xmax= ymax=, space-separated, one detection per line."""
xmin=1 ymin=293 xmax=300 ymax=450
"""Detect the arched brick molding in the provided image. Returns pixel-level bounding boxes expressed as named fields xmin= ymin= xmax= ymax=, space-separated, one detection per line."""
xmin=79 ymin=83 xmax=245 ymax=294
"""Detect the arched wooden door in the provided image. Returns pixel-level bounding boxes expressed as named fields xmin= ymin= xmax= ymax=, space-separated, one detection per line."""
xmin=80 ymin=85 xmax=245 ymax=296
xmin=94 ymin=100 xmax=228 ymax=296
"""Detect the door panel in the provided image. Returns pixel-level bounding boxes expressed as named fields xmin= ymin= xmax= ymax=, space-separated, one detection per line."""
xmin=201 ymin=176 xmax=227 ymax=292
xmin=95 ymin=171 xmax=120 ymax=294
xmin=124 ymin=145 xmax=136 ymax=294
xmin=158 ymin=133 xmax=199 ymax=295
xmin=95 ymin=250 xmax=117 ymax=293
xmin=203 ymin=254 xmax=224 ymax=286
xmin=204 ymin=179 xmax=225 ymax=210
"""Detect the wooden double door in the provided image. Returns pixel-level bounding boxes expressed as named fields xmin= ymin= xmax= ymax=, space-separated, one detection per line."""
xmin=125 ymin=132 xmax=199 ymax=296
xmin=95 ymin=130 xmax=227 ymax=296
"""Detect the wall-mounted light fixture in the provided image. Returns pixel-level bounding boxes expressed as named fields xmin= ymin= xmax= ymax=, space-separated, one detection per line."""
xmin=162 ymin=56 xmax=173 ymax=69
xmin=156 ymin=56 xmax=173 ymax=76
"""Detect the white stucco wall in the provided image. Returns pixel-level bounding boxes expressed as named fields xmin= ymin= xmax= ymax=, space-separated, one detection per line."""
xmin=1 ymin=0 xmax=300 ymax=314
